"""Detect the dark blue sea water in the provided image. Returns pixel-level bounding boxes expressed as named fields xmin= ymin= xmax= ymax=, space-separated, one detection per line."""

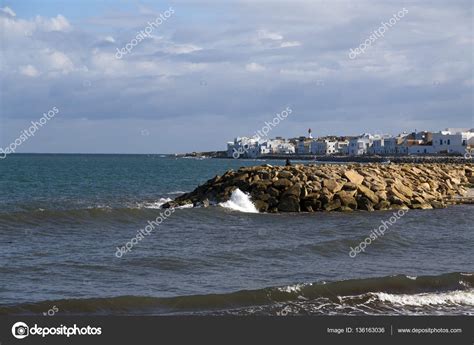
xmin=0 ymin=154 xmax=472 ymax=315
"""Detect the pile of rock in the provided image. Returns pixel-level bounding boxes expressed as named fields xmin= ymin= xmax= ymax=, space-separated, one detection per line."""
xmin=163 ymin=163 xmax=474 ymax=212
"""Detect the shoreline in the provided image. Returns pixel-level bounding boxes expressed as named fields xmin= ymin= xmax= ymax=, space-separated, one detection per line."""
xmin=179 ymin=152 xmax=472 ymax=164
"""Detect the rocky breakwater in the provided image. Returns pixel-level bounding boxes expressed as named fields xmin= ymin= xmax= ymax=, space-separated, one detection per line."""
xmin=163 ymin=163 xmax=474 ymax=212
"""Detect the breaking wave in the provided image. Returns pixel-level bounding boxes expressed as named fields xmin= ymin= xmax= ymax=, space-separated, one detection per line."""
xmin=1 ymin=272 xmax=471 ymax=316
xmin=219 ymin=189 xmax=259 ymax=213
xmin=141 ymin=198 xmax=173 ymax=209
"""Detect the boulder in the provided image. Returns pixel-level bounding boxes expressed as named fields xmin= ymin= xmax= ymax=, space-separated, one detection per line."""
xmin=267 ymin=187 xmax=280 ymax=197
xmin=344 ymin=170 xmax=364 ymax=185
xmin=430 ymin=200 xmax=446 ymax=209
xmin=258 ymin=170 xmax=271 ymax=180
xmin=282 ymin=183 xmax=301 ymax=197
xmin=357 ymin=185 xmax=379 ymax=204
xmin=252 ymin=180 xmax=273 ymax=191
xmin=376 ymin=190 xmax=388 ymax=201
xmin=374 ymin=200 xmax=391 ymax=210
xmin=278 ymin=171 xmax=293 ymax=179
xmin=278 ymin=195 xmax=300 ymax=212
xmin=303 ymin=195 xmax=322 ymax=210
xmin=410 ymin=203 xmax=433 ymax=210
xmin=268 ymin=196 xmax=279 ymax=208
xmin=390 ymin=204 xmax=409 ymax=210
xmin=323 ymin=179 xmax=343 ymax=193
xmin=335 ymin=191 xmax=358 ymax=209
xmin=388 ymin=188 xmax=411 ymax=204
xmin=253 ymin=200 xmax=269 ymax=212
xmin=258 ymin=193 xmax=271 ymax=202
xmin=357 ymin=196 xmax=374 ymax=211
xmin=324 ymin=198 xmax=341 ymax=211
xmin=394 ymin=180 xmax=414 ymax=197
xmin=274 ymin=178 xmax=293 ymax=189
xmin=342 ymin=182 xmax=358 ymax=191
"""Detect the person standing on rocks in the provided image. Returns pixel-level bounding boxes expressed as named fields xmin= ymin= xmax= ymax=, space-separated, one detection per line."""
xmin=285 ymin=158 xmax=292 ymax=166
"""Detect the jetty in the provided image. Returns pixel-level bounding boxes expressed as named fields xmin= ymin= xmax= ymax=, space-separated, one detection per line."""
xmin=163 ymin=163 xmax=474 ymax=212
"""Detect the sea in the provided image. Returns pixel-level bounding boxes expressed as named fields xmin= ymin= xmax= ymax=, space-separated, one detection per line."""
xmin=0 ymin=154 xmax=472 ymax=316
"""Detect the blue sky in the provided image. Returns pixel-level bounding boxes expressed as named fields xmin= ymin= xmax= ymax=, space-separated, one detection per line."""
xmin=0 ymin=0 xmax=473 ymax=153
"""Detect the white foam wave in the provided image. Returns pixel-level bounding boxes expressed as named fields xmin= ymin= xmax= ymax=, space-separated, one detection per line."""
xmin=219 ymin=189 xmax=259 ymax=213
xmin=142 ymin=198 xmax=172 ymax=209
xmin=176 ymin=203 xmax=193 ymax=209
xmin=373 ymin=289 xmax=474 ymax=306
xmin=278 ymin=283 xmax=311 ymax=293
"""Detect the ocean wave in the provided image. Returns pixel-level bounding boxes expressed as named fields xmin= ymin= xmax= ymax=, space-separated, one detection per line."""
xmin=141 ymin=198 xmax=172 ymax=209
xmin=176 ymin=203 xmax=193 ymax=209
xmin=0 ymin=204 xmax=178 ymax=224
xmin=1 ymin=272 xmax=471 ymax=316
xmin=219 ymin=189 xmax=259 ymax=213
xmin=372 ymin=290 xmax=474 ymax=307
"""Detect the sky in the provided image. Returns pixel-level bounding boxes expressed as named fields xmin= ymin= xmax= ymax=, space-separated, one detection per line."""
xmin=0 ymin=0 xmax=473 ymax=154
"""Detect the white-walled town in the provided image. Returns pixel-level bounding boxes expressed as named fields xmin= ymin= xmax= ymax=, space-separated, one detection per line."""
xmin=226 ymin=128 xmax=474 ymax=158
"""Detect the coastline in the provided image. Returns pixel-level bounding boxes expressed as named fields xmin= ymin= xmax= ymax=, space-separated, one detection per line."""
xmin=165 ymin=163 xmax=474 ymax=212
xmin=178 ymin=151 xmax=472 ymax=164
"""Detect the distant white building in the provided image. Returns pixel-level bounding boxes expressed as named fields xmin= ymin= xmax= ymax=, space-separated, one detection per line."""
xmin=311 ymin=139 xmax=336 ymax=155
xmin=348 ymin=133 xmax=373 ymax=156
xmin=385 ymin=137 xmax=403 ymax=154
xmin=258 ymin=142 xmax=272 ymax=155
xmin=408 ymin=145 xmax=435 ymax=155
xmin=228 ymin=137 xmax=296 ymax=157
xmin=432 ymin=128 xmax=474 ymax=154
xmin=397 ymin=132 xmax=432 ymax=155
xmin=226 ymin=127 xmax=474 ymax=158
xmin=274 ymin=141 xmax=296 ymax=154
xmin=311 ymin=139 xmax=348 ymax=155
xmin=369 ymin=135 xmax=406 ymax=155
xmin=370 ymin=135 xmax=389 ymax=155
xmin=259 ymin=138 xmax=295 ymax=155
xmin=226 ymin=136 xmax=260 ymax=158
xmin=336 ymin=140 xmax=349 ymax=154
xmin=296 ymin=136 xmax=312 ymax=154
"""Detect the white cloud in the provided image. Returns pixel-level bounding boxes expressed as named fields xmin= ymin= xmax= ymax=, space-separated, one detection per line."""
xmin=163 ymin=43 xmax=202 ymax=54
xmin=0 ymin=1 xmax=472 ymax=154
xmin=19 ymin=64 xmax=40 ymax=77
xmin=0 ymin=6 xmax=16 ymax=17
xmin=45 ymin=50 xmax=75 ymax=74
xmin=280 ymin=41 xmax=301 ymax=48
xmin=35 ymin=14 xmax=71 ymax=32
xmin=257 ymin=29 xmax=283 ymax=40
xmin=246 ymin=62 xmax=265 ymax=72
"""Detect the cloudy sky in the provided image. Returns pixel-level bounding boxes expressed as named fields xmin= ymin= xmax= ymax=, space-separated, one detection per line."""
xmin=0 ymin=0 xmax=472 ymax=153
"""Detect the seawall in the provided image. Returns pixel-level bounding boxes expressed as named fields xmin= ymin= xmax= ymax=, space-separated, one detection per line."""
xmin=164 ymin=163 xmax=474 ymax=212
